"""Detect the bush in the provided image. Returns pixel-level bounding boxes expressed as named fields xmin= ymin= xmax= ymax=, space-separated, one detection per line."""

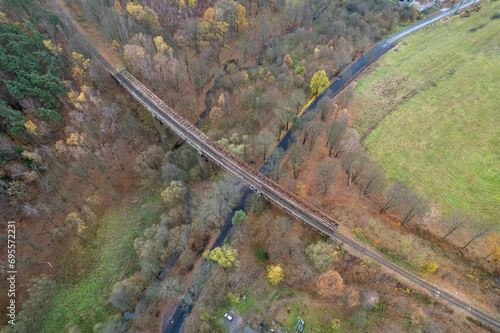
xmin=231 ymin=209 xmax=247 ymax=225
xmin=374 ymin=298 xmax=386 ymax=313
xmin=255 ymin=249 xmax=269 ymax=260
xmin=351 ymin=310 xmax=367 ymax=328
xmin=423 ymin=261 xmax=439 ymax=274
xmin=305 ymin=241 xmax=337 ymax=273
xmin=108 ymin=277 xmax=140 ymax=312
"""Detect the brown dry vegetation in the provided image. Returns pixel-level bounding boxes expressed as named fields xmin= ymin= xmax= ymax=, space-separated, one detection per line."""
xmin=182 ymin=202 xmax=494 ymax=332
xmin=1 ymin=0 xmax=497 ymax=331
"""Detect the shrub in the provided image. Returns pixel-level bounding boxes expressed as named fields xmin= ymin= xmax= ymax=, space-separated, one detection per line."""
xmin=266 ymin=265 xmax=284 ymax=286
xmin=351 ymin=310 xmax=368 ymax=328
xmin=423 ymin=261 xmax=439 ymax=274
xmin=255 ymin=249 xmax=269 ymax=260
xmin=231 ymin=210 xmax=247 ymax=225
xmin=305 ymin=241 xmax=337 ymax=273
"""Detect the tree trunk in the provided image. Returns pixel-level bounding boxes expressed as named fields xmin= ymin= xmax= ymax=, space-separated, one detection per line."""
xmin=401 ymin=209 xmax=414 ymax=225
xmin=463 ymin=235 xmax=480 ymax=249
xmin=380 ymin=201 xmax=393 ymax=213
xmin=153 ymin=116 xmax=168 ymax=146
xmin=483 ymin=251 xmax=495 ymax=259
xmin=439 ymin=228 xmax=457 ymax=242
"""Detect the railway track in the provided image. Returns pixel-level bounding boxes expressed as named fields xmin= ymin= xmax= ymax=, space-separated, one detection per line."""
xmin=113 ymin=69 xmax=500 ymax=332
xmin=334 ymin=233 xmax=500 ymax=330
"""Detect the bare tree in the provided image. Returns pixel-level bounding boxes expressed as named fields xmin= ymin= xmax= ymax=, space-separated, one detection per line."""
xmin=335 ymin=85 xmax=354 ymax=110
xmin=289 ymin=144 xmax=305 ymax=178
xmin=176 ymin=18 xmax=202 ymax=54
xmin=462 ymin=219 xmax=495 ymax=250
xmin=273 ymin=104 xmax=292 ymax=140
xmin=262 ymin=147 xmax=285 ymax=183
xmin=380 ymin=182 xmax=411 ymax=213
xmin=416 ymin=205 xmax=436 ymax=231
xmin=276 ymin=216 xmax=291 ymax=237
xmin=342 ymin=150 xmax=369 ymax=188
xmin=325 ymin=120 xmax=346 ymax=157
xmin=400 ymin=193 xmax=429 ymax=226
xmin=256 ymin=130 xmax=275 ymax=160
xmin=315 ymin=158 xmax=336 ymax=195
xmin=303 ymin=120 xmax=323 ymax=151
xmin=109 ymin=278 xmax=140 ymax=312
xmin=358 ymin=165 xmax=387 ymax=199
xmin=199 ymin=178 xmax=240 ymax=231
xmin=180 ymin=286 xmax=200 ymax=311
xmin=245 ymin=193 xmax=266 ymax=215
xmin=159 ymin=278 xmax=182 ymax=298
xmin=439 ymin=211 xmax=471 ymax=242
xmin=317 ymin=96 xmax=334 ymax=122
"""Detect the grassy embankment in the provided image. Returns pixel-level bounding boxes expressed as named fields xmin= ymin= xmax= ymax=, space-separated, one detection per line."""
xmin=354 ymin=2 xmax=500 ymax=222
xmin=40 ymin=191 xmax=163 ymax=332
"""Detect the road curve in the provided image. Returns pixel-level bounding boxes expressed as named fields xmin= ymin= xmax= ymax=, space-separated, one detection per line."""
xmin=259 ymin=0 xmax=484 ymax=181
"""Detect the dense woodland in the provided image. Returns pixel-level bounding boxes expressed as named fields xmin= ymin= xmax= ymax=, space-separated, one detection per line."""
xmin=0 ymin=0 xmax=498 ymax=332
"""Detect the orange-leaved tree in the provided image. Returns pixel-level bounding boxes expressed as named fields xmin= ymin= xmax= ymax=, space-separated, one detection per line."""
xmin=318 ymin=270 xmax=344 ymax=299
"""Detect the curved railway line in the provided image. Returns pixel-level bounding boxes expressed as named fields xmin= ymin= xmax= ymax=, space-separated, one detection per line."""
xmin=114 ymin=70 xmax=500 ymax=331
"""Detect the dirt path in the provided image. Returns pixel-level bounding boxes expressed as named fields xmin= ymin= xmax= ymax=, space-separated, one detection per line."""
xmin=52 ymin=0 xmax=123 ymax=68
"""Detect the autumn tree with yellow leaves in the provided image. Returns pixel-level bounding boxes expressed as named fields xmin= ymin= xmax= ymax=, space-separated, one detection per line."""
xmin=66 ymin=212 xmax=87 ymax=233
xmin=126 ymin=3 xmax=160 ymax=31
xmin=237 ymin=5 xmax=248 ymax=33
xmin=161 ymin=181 xmax=187 ymax=207
xmin=310 ymin=70 xmax=329 ymax=96
xmin=485 ymin=234 xmax=500 ymax=260
xmin=203 ymin=245 xmax=239 ymax=269
xmin=200 ymin=8 xmax=229 ymax=49
xmin=266 ymin=264 xmax=284 ymax=286
xmin=72 ymin=52 xmax=90 ymax=85
xmin=43 ymin=40 xmax=63 ymax=57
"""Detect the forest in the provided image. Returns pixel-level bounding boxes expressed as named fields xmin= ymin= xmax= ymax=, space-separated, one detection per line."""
xmin=0 ymin=0 xmax=498 ymax=332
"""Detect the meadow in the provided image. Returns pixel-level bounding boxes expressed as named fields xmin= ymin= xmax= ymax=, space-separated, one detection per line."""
xmin=40 ymin=191 xmax=163 ymax=332
xmin=354 ymin=2 xmax=500 ymax=222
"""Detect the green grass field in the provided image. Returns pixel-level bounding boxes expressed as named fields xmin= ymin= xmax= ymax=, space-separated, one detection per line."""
xmin=40 ymin=191 xmax=163 ymax=332
xmin=354 ymin=2 xmax=500 ymax=222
